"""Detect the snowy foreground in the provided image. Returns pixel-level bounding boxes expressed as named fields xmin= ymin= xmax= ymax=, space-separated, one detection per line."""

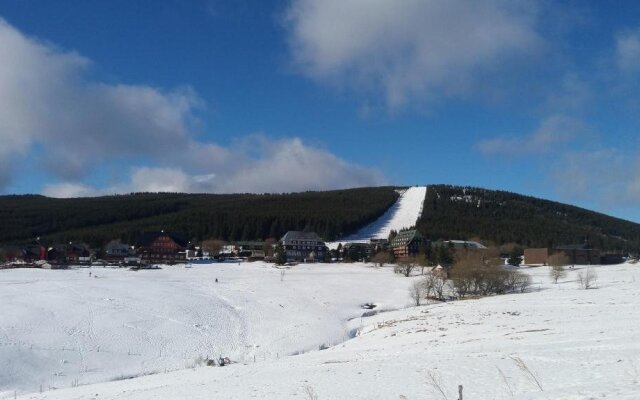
xmin=327 ymin=185 xmax=427 ymax=249
xmin=6 ymin=263 xmax=640 ymax=399
xmin=0 ymin=263 xmax=414 ymax=397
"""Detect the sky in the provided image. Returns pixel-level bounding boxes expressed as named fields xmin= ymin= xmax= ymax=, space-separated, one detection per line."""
xmin=1 ymin=1 xmax=640 ymax=222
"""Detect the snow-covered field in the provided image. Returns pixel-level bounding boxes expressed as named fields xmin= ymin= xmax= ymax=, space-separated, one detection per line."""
xmin=11 ymin=263 xmax=640 ymax=400
xmin=0 ymin=263 xmax=415 ymax=397
xmin=327 ymin=185 xmax=427 ymax=249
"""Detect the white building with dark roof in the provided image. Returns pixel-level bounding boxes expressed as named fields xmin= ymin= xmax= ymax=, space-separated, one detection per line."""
xmin=280 ymin=231 xmax=327 ymax=262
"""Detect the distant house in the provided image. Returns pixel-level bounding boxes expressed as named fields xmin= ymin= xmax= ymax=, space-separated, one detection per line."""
xmin=555 ymin=244 xmax=600 ymax=265
xmin=47 ymin=242 xmax=92 ymax=265
xmin=390 ymin=229 xmax=425 ymax=259
xmin=601 ymin=253 xmax=625 ymax=265
xmin=136 ymin=231 xmax=188 ymax=264
xmin=235 ymin=241 xmax=266 ymax=259
xmin=524 ymin=248 xmax=549 ymax=265
xmin=280 ymin=231 xmax=327 ymax=262
xmin=342 ymin=242 xmax=372 ymax=261
xmin=104 ymin=241 xmax=131 ymax=258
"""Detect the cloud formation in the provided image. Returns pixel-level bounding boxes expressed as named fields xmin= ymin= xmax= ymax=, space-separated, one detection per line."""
xmin=0 ymin=18 xmax=384 ymax=196
xmin=553 ymin=149 xmax=640 ymax=208
xmin=476 ymin=115 xmax=589 ymax=156
xmin=285 ymin=0 xmax=542 ymax=109
xmin=616 ymin=28 xmax=640 ymax=74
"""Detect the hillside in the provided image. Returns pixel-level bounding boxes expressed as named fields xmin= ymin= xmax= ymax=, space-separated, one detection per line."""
xmin=2 ymin=184 xmax=639 ymax=252
xmin=418 ymin=185 xmax=640 ymax=252
xmin=0 ymin=188 xmax=399 ymax=246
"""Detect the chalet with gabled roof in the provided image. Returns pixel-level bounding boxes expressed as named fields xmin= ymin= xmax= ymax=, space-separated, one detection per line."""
xmin=280 ymin=231 xmax=327 ymax=262
xmin=390 ymin=229 xmax=424 ymax=259
xmin=136 ymin=231 xmax=189 ymax=264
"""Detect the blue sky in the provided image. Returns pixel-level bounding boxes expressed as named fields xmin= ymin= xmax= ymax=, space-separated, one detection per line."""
xmin=1 ymin=1 xmax=640 ymax=222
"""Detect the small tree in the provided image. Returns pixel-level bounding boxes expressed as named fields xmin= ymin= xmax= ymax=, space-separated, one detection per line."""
xmin=201 ymin=239 xmax=227 ymax=255
xmin=577 ymin=268 xmax=598 ymax=289
xmin=507 ymin=247 xmax=523 ymax=267
xmin=409 ymin=280 xmax=426 ymax=306
xmin=548 ymin=253 xmax=569 ymax=284
xmin=415 ymin=252 xmax=429 ymax=275
xmin=371 ymin=251 xmax=392 ymax=268
xmin=426 ymin=274 xmax=448 ymax=301
xmin=274 ymin=242 xmax=287 ymax=265
xmin=395 ymin=257 xmax=416 ymax=277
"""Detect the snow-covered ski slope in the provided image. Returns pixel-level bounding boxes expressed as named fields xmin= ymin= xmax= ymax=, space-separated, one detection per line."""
xmin=327 ymin=185 xmax=426 ymax=248
xmin=18 ymin=263 xmax=640 ymax=400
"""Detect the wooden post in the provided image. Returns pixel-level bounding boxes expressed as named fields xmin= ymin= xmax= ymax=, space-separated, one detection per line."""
xmin=458 ymin=384 xmax=463 ymax=400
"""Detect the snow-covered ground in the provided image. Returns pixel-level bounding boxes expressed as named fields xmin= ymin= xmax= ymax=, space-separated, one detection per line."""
xmin=0 ymin=263 xmax=415 ymax=397
xmin=327 ymin=185 xmax=427 ymax=249
xmin=12 ymin=263 xmax=640 ymax=400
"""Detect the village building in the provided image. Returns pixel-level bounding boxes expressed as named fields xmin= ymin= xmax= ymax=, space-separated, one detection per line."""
xmin=555 ymin=244 xmax=600 ymax=265
xmin=389 ymin=229 xmax=425 ymax=259
xmin=280 ymin=231 xmax=327 ymax=262
xmin=136 ymin=231 xmax=189 ymax=264
xmin=47 ymin=242 xmax=93 ymax=265
xmin=235 ymin=241 xmax=266 ymax=259
xmin=441 ymin=240 xmax=486 ymax=250
xmin=524 ymin=248 xmax=550 ymax=265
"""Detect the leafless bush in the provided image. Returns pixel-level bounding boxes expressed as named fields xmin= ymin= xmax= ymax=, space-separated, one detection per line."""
xmin=549 ymin=265 xmax=566 ymax=284
xmin=423 ymin=273 xmax=448 ymax=301
xmin=394 ymin=257 xmax=416 ymax=277
xmin=511 ymin=356 xmax=543 ymax=391
xmin=303 ymin=385 xmax=318 ymax=400
xmin=426 ymin=370 xmax=449 ymax=400
xmin=450 ymin=250 xmax=529 ymax=298
xmin=409 ymin=280 xmax=426 ymax=306
xmin=548 ymin=253 xmax=570 ymax=283
xmin=371 ymin=251 xmax=393 ymax=268
xmin=577 ymin=268 xmax=598 ymax=289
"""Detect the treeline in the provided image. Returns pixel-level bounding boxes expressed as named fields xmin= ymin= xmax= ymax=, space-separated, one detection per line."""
xmin=0 ymin=188 xmax=399 ymax=247
xmin=417 ymin=185 xmax=640 ymax=253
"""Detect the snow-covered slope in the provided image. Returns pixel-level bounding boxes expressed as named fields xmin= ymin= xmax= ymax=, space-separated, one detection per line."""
xmin=327 ymin=186 xmax=426 ymax=249
xmin=16 ymin=263 xmax=640 ymax=400
xmin=0 ymin=263 xmax=415 ymax=396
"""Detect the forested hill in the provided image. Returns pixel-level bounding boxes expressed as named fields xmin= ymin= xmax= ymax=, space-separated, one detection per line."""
xmin=0 ymin=187 xmax=399 ymax=247
xmin=417 ymin=185 xmax=640 ymax=252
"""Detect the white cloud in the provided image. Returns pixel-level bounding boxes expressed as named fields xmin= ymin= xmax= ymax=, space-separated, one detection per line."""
xmin=285 ymin=0 xmax=542 ymax=109
xmin=43 ymin=136 xmax=386 ymax=197
xmin=476 ymin=115 xmax=589 ymax=156
xmin=552 ymin=149 xmax=640 ymax=208
xmin=616 ymin=28 xmax=640 ymax=74
xmin=0 ymin=17 xmax=384 ymax=195
xmin=42 ymin=182 xmax=102 ymax=198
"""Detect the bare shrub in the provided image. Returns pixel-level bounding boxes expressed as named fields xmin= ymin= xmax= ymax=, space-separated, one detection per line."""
xmin=394 ymin=257 xmax=416 ymax=277
xmin=451 ymin=249 xmax=530 ymax=297
xmin=514 ymin=273 xmax=532 ymax=292
xmin=409 ymin=280 xmax=426 ymax=306
xmin=303 ymin=385 xmax=318 ymax=400
xmin=577 ymin=268 xmax=598 ymax=289
xmin=548 ymin=253 xmax=570 ymax=283
xmin=371 ymin=251 xmax=393 ymax=268
xmin=423 ymin=273 xmax=448 ymax=301
xmin=511 ymin=356 xmax=543 ymax=391
xmin=426 ymin=370 xmax=449 ymax=400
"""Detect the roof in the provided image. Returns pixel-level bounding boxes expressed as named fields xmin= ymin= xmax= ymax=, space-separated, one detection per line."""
xmin=281 ymin=231 xmax=324 ymax=243
xmin=443 ymin=240 xmax=487 ymax=249
xmin=390 ymin=229 xmax=423 ymax=247
xmin=556 ymin=244 xmax=595 ymax=251
xmin=137 ymin=231 xmax=189 ymax=248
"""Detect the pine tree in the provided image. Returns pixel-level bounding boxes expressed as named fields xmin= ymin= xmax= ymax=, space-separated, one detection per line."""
xmin=274 ymin=242 xmax=287 ymax=265
xmin=507 ymin=247 xmax=522 ymax=267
